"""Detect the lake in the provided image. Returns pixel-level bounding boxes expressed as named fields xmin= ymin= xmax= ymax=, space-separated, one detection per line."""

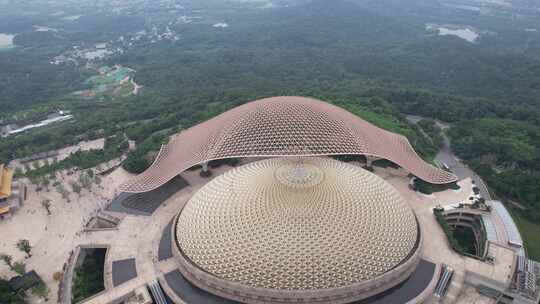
xmin=438 ymin=27 xmax=479 ymax=43
xmin=34 ymin=25 xmax=59 ymax=32
xmin=62 ymin=15 xmax=82 ymax=21
xmin=426 ymin=24 xmax=479 ymax=43
xmin=0 ymin=33 xmax=15 ymax=49
xmin=213 ymin=23 xmax=229 ymax=28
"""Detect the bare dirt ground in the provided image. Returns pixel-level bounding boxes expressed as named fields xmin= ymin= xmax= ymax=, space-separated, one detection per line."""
xmin=0 ymin=165 xmax=133 ymax=303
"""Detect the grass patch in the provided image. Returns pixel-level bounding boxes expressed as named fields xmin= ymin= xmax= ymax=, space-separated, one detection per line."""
xmin=433 ymin=208 xmax=465 ymax=254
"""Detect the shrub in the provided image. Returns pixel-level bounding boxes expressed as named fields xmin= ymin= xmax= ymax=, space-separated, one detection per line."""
xmin=433 ymin=209 xmax=465 ymax=254
xmin=415 ymin=179 xmax=460 ymax=194
xmin=12 ymin=262 xmax=26 ymax=275
xmin=53 ymin=271 xmax=63 ymax=282
xmin=31 ymin=282 xmax=49 ymax=300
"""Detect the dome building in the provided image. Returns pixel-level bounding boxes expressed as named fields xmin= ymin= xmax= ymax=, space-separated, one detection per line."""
xmin=172 ymin=157 xmax=422 ymax=303
xmin=119 ymin=97 xmax=448 ymax=304
xmin=61 ymin=96 xmax=532 ymax=304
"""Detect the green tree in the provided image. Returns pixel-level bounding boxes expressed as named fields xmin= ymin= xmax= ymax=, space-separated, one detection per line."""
xmin=41 ymin=199 xmax=51 ymax=215
xmin=56 ymin=184 xmax=70 ymax=202
xmin=16 ymin=240 xmax=32 ymax=258
xmin=13 ymin=167 xmax=23 ymax=178
xmin=12 ymin=262 xmax=26 ymax=275
xmin=70 ymin=182 xmax=82 ymax=197
xmin=79 ymin=173 xmax=92 ymax=192
xmin=94 ymin=176 xmax=102 ymax=188
xmin=52 ymin=271 xmax=63 ymax=282
xmin=40 ymin=177 xmax=50 ymax=192
xmin=28 ymin=176 xmax=39 ymax=187
xmin=0 ymin=278 xmax=25 ymax=304
xmin=72 ymin=249 xmax=105 ymax=302
xmin=31 ymin=282 xmax=49 ymax=301
xmin=122 ymin=153 xmax=149 ymax=174
xmin=0 ymin=254 xmax=13 ymax=268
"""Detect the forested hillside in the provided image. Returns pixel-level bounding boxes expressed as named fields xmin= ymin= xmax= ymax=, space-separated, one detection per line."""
xmin=449 ymin=119 xmax=540 ymax=221
xmin=1 ymin=0 xmax=540 ymax=222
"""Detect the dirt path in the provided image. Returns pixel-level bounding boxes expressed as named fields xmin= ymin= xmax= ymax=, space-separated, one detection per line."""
xmin=405 ymin=114 xmax=492 ymax=200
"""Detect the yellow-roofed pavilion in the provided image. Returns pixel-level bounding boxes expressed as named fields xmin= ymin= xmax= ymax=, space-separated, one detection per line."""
xmin=0 ymin=164 xmax=14 ymax=199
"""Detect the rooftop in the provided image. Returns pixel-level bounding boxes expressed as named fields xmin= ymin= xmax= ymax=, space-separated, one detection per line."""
xmin=0 ymin=164 xmax=13 ymax=199
xmin=121 ymin=96 xmax=457 ymax=193
xmin=489 ymin=200 xmax=524 ymax=248
xmin=176 ymin=157 xmax=419 ymax=290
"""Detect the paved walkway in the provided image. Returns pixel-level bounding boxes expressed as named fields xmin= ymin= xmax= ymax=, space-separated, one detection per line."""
xmin=383 ymin=175 xmax=507 ymax=304
xmin=77 ymin=165 xmax=236 ymax=304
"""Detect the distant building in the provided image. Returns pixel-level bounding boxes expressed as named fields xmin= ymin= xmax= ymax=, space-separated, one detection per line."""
xmin=6 ymin=113 xmax=74 ymax=136
xmin=0 ymin=164 xmax=26 ymax=220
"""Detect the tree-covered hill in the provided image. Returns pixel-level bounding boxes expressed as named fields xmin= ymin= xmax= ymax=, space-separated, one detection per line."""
xmin=1 ymin=0 xmax=540 ymax=223
xmin=449 ymin=119 xmax=540 ymax=221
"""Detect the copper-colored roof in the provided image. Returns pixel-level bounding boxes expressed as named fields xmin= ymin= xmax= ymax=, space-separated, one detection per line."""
xmin=121 ymin=96 xmax=457 ymax=193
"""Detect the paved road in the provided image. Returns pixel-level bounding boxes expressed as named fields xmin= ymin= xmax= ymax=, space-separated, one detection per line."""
xmin=406 ymin=115 xmax=492 ymax=200
xmin=435 ymin=130 xmax=491 ymax=200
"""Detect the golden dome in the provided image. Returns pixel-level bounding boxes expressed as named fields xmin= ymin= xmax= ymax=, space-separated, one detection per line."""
xmin=176 ymin=157 xmax=418 ymax=290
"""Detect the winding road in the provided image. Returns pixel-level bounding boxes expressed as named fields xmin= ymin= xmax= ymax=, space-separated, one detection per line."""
xmin=406 ymin=115 xmax=492 ymax=200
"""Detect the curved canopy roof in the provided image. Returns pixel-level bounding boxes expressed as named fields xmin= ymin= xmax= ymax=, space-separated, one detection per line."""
xmin=176 ymin=157 xmax=419 ymax=290
xmin=121 ymin=96 xmax=457 ymax=192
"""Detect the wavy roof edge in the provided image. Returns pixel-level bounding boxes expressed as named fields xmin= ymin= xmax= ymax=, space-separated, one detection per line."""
xmin=120 ymin=96 xmax=457 ymax=193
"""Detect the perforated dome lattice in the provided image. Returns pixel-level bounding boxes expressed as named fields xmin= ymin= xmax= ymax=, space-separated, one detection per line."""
xmin=176 ymin=157 xmax=419 ymax=290
xmin=121 ymin=96 xmax=457 ymax=193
